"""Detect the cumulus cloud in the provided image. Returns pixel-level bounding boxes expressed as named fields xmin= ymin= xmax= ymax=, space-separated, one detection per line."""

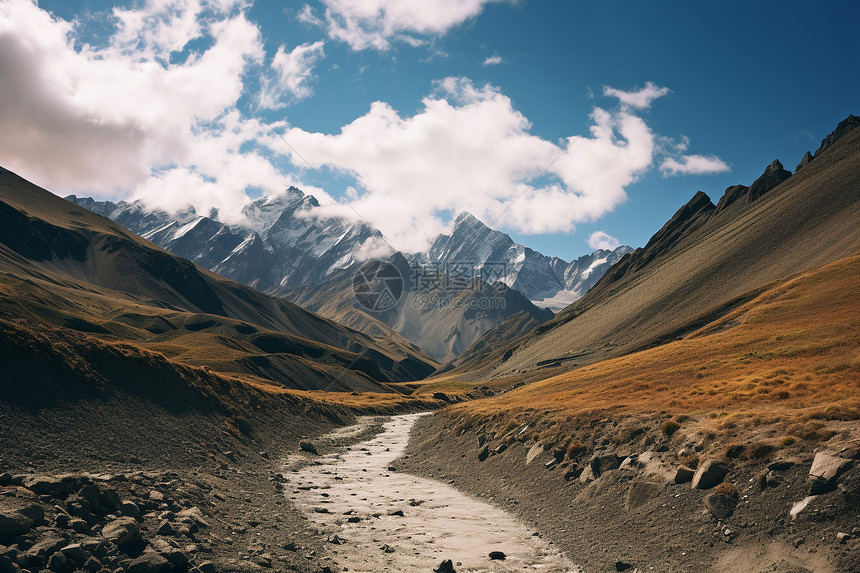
xmin=587 ymin=231 xmax=620 ymax=251
xmin=603 ymin=81 xmax=671 ymax=109
xmin=259 ymin=40 xmax=325 ymax=109
xmin=319 ymin=0 xmax=503 ymax=50
xmin=272 ymin=77 xmax=657 ymax=252
xmin=0 ymin=0 xmax=304 ymax=223
xmin=660 ymin=154 xmax=731 ymax=175
xmin=482 ymin=53 xmax=503 ymax=66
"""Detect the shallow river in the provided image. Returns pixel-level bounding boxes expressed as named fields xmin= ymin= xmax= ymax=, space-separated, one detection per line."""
xmin=282 ymin=413 xmax=581 ymax=573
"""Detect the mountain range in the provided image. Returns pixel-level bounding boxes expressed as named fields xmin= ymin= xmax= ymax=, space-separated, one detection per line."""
xmin=68 ymin=188 xmax=630 ymax=362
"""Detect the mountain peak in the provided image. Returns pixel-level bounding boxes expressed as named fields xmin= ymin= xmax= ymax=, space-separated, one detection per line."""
xmin=453 ymin=211 xmax=482 ymax=228
xmin=747 ymin=159 xmax=791 ymax=202
xmin=813 ymin=114 xmax=860 ymax=158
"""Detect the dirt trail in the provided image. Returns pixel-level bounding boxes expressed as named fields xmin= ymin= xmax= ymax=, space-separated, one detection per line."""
xmin=281 ymin=413 xmax=580 ymax=573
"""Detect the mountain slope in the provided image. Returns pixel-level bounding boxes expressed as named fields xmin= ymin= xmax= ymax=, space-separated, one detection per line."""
xmin=450 ymin=116 xmax=860 ymax=380
xmin=0 ymin=167 xmax=438 ymax=388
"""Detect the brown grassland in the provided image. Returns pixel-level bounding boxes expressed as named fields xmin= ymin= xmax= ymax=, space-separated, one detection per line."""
xmin=438 ymin=253 xmax=860 ymax=451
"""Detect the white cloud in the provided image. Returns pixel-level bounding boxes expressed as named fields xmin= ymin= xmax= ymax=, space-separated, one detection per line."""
xmin=0 ymin=0 xmax=305 ymax=224
xmin=259 ymin=40 xmax=325 ymax=109
xmin=587 ymin=231 xmax=620 ymax=251
xmin=482 ymin=53 xmax=503 ymax=66
xmin=603 ymin=81 xmax=670 ymax=109
xmin=320 ymin=0 xmax=503 ymax=50
xmin=272 ymin=77 xmax=657 ymax=252
xmin=660 ymin=154 xmax=731 ymax=176
xmin=296 ymin=4 xmax=323 ymax=27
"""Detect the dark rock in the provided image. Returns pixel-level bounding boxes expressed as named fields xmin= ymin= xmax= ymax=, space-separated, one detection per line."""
xmin=47 ymin=550 xmax=67 ymax=572
xmin=493 ymin=444 xmax=507 ymax=455
xmin=82 ymin=556 xmax=103 ymax=572
xmin=101 ymin=517 xmax=140 ymax=547
xmin=692 ymin=460 xmax=728 ymax=490
xmin=432 ymin=392 xmax=450 ymax=402
xmin=156 ymin=521 xmax=173 ymax=536
xmin=836 ymin=532 xmax=851 ymax=544
xmin=434 ymin=559 xmax=456 ymax=572
xmin=69 ymin=517 xmax=90 ymax=534
xmin=747 ymin=159 xmax=791 ymax=202
xmin=488 ymin=551 xmax=506 ymax=560
xmin=615 ymin=561 xmax=633 ymax=572
xmin=795 ymin=151 xmax=813 ymax=172
xmin=0 ymin=475 xmax=11 ymax=487
xmin=477 ymin=446 xmax=489 ymax=462
xmin=0 ymin=555 xmax=15 ymax=573
xmin=99 ymin=489 xmax=122 ymax=514
xmin=346 ymin=516 xmax=361 ymax=523
xmin=20 ymin=476 xmax=64 ymax=497
xmin=120 ymin=500 xmax=141 ymax=519
xmin=77 ymin=485 xmax=102 ymax=514
xmin=0 ymin=502 xmax=44 ymax=537
xmin=127 ymin=551 xmax=171 ymax=573
xmin=55 ymin=513 xmax=70 ymax=529
xmin=299 ymin=442 xmax=318 ymax=455
xmin=813 ymin=114 xmax=860 ymax=158
xmin=589 ymin=454 xmax=621 ymax=478
xmin=197 ymin=561 xmax=216 ymax=573
xmin=60 ymin=543 xmax=89 ymax=565
xmin=706 ymin=491 xmax=738 ymax=519
xmin=563 ymin=465 xmax=582 ymax=481
xmin=674 ymin=467 xmax=695 ymax=484
xmin=388 ymin=510 xmax=404 ymax=517
xmin=66 ymin=498 xmax=97 ymax=525
xmin=544 ymin=459 xmax=557 ymax=470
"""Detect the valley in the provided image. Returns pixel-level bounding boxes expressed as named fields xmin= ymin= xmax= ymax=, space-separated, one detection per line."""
xmin=1 ymin=115 xmax=858 ymax=573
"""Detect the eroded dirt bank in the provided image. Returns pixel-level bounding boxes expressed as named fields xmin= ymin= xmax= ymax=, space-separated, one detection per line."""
xmin=398 ymin=412 xmax=860 ymax=573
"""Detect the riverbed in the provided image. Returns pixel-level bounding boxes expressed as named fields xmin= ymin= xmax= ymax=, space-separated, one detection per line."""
xmin=281 ymin=413 xmax=581 ymax=573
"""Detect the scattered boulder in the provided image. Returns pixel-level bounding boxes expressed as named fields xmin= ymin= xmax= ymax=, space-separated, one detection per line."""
xmin=177 ymin=507 xmax=209 ymax=528
xmin=0 ymin=474 xmax=11 ymax=487
xmin=101 ymin=516 xmax=141 ymax=547
xmin=60 ymin=543 xmax=89 ymax=565
xmin=121 ymin=500 xmax=141 ymax=519
xmin=100 ymin=489 xmax=122 ymax=513
xmin=674 ymin=467 xmax=695 ymax=484
xmin=488 ymin=551 xmax=506 ymax=560
xmin=590 ymin=454 xmax=621 ymax=477
xmin=808 ymin=452 xmax=851 ymax=494
xmin=615 ymin=561 xmax=633 ymax=572
xmin=493 ymin=444 xmax=507 ymax=455
xmin=691 ymin=460 xmax=728 ymax=490
xmin=477 ymin=446 xmax=489 ymax=462
xmin=77 ymin=485 xmax=102 ymax=514
xmin=434 ymin=559 xmax=456 ymax=573
xmin=563 ymin=465 xmax=582 ymax=481
xmin=0 ymin=501 xmax=44 ymax=537
xmin=300 ymin=441 xmax=319 ymax=455
xmin=20 ymin=475 xmax=65 ymax=497
xmin=127 ymin=551 xmax=171 ymax=573
xmin=836 ymin=532 xmax=851 ymax=544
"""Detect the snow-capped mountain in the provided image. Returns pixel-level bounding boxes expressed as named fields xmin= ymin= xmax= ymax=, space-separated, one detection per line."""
xmin=67 ymin=188 xmax=384 ymax=290
xmin=68 ymin=189 xmax=630 ymax=359
xmin=419 ymin=212 xmax=632 ymax=310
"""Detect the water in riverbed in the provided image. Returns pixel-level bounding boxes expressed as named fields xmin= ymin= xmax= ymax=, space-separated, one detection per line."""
xmin=281 ymin=413 xmax=581 ymax=573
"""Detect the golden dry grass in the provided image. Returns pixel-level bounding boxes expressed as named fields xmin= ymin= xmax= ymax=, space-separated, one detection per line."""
xmin=444 ymin=254 xmax=860 ymax=445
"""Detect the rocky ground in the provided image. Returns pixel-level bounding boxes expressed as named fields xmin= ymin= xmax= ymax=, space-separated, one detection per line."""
xmin=399 ymin=413 xmax=860 ymax=573
xmin=0 ymin=409 xmax=391 ymax=573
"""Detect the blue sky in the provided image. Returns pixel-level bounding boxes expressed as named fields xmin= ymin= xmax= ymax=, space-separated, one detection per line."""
xmin=0 ymin=0 xmax=857 ymax=260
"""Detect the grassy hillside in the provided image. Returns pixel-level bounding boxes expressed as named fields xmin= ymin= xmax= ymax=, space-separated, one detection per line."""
xmin=448 ymin=123 xmax=860 ymax=381
xmin=0 ymin=166 xmax=438 ymax=390
xmin=441 ymin=253 xmax=860 ymax=452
